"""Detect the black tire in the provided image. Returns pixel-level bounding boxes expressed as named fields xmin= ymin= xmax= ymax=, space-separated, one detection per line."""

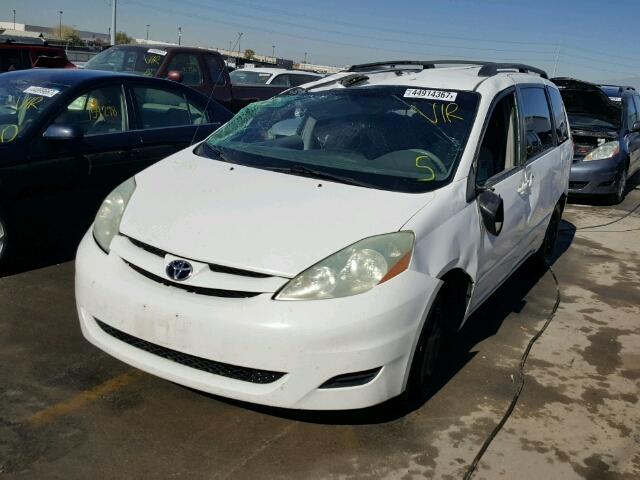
xmin=609 ymin=165 xmax=628 ymax=205
xmin=535 ymin=201 xmax=563 ymax=266
xmin=0 ymin=210 xmax=8 ymax=271
xmin=400 ymin=290 xmax=448 ymax=408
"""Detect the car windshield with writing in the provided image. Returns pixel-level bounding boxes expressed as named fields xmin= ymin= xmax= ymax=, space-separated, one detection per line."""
xmin=200 ymin=86 xmax=479 ymax=193
xmin=85 ymin=47 xmax=167 ymax=77
xmin=0 ymin=77 xmax=67 ymax=144
xmin=229 ymin=70 xmax=273 ymax=85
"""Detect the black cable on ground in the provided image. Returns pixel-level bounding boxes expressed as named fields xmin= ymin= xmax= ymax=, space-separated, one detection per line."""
xmin=462 ymin=267 xmax=561 ymax=480
xmin=560 ymin=198 xmax=640 ymax=233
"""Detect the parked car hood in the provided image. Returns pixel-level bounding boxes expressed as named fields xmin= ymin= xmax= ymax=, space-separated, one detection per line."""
xmin=552 ymin=77 xmax=621 ymax=130
xmin=119 ymin=150 xmax=434 ymax=277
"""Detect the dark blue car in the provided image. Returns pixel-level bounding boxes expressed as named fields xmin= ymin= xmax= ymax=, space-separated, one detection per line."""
xmin=0 ymin=68 xmax=232 ymax=270
xmin=553 ymin=77 xmax=640 ymax=204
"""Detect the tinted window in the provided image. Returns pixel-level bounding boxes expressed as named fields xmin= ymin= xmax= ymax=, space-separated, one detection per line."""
xmin=53 ymin=86 xmax=126 ymax=136
xmin=269 ymin=74 xmax=289 ymax=87
xmin=625 ymin=96 xmax=638 ymax=129
xmin=634 ymin=96 xmax=640 ymax=125
xmin=521 ymin=87 xmax=554 ymax=160
xmin=132 ymin=86 xmax=208 ymax=128
xmin=547 ymin=87 xmax=569 ymax=143
xmin=289 ymin=75 xmax=320 ymax=87
xmin=203 ymin=87 xmax=480 ymax=193
xmin=166 ymin=53 xmax=203 ymax=85
xmin=204 ymin=54 xmax=226 ymax=85
xmin=477 ymin=93 xmax=520 ymax=184
xmin=0 ymin=50 xmax=30 ymax=72
xmin=229 ymin=70 xmax=272 ymax=85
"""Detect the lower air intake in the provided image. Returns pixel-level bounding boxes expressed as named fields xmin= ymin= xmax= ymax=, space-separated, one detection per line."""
xmin=319 ymin=367 xmax=382 ymax=389
xmin=95 ymin=319 xmax=286 ymax=384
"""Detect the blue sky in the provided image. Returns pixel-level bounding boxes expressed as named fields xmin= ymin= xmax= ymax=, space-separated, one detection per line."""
xmin=6 ymin=0 xmax=640 ymax=82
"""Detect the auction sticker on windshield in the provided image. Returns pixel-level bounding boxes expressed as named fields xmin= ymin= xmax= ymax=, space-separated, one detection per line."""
xmin=147 ymin=48 xmax=167 ymax=56
xmin=404 ymin=88 xmax=457 ymax=102
xmin=23 ymin=86 xmax=60 ymax=97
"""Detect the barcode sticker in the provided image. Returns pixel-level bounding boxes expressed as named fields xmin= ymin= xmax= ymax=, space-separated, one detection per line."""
xmin=147 ymin=48 xmax=167 ymax=56
xmin=404 ymin=88 xmax=457 ymax=102
xmin=23 ymin=86 xmax=60 ymax=97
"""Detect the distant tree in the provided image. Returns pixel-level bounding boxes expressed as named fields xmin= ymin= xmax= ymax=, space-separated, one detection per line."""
xmin=244 ymin=48 xmax=255 ymax=60
xmin=52 ymin=24 xmax=82 ymax=45
xmin=115 ymin=31 xmax=133 ymax=45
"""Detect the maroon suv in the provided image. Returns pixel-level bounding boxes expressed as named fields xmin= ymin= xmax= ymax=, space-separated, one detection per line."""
xmin=84 ymin=44 xmax=290 ymax=112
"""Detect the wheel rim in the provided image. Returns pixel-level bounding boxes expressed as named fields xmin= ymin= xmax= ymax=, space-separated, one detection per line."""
xmin=0 ymin=219 xmax=5 ymax=260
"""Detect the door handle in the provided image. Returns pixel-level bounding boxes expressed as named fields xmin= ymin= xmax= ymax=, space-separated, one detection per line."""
xmin=517 ymin=170 xmax=534 ymax=194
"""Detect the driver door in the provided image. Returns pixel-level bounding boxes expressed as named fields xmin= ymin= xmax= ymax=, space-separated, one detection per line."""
xmin=470 ymin=90 xmax=531 ymax=309
xmin=27 ymin=83 xmax=141 ymax=226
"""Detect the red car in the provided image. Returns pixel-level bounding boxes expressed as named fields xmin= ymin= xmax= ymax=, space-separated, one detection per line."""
xmin=0 ymin=40 xmax=74 ymax=72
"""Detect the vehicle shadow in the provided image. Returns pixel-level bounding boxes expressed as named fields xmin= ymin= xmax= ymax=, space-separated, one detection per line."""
xmin=190 ymin=220 xmax=577 ymax=425
xmin=0 ymin=207 xmax=90 ymax=278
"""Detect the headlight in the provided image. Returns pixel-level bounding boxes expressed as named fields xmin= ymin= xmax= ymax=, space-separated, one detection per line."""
xmin=584 ymin=141 xmax=619 ymax=161
xmin=93 ymin=177 xmax=136 ymax=253
xmin=275 ymin=232 xmax=414 ymax=301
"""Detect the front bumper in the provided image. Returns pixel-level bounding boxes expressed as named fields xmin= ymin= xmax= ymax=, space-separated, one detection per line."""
xmin=75 ymin=233 xmax=440 ymax=410
xmin=568 ymin=156 xmax=623 ymax=196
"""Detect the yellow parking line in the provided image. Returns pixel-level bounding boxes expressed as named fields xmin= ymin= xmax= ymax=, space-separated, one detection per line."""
xmin=28 ymin=371 xmax=141 ymax=427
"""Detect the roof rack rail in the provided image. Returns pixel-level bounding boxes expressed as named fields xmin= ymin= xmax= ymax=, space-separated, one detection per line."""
xmin=347 ymin=60 xmax=548 ymax=79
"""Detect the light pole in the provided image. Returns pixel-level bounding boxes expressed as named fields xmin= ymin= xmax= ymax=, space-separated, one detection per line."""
xmin=272 ymin=45 xmax=275 ymax=59
xmin=110 ymin=0 xmax=116 ymax=45
xmin=178 ymin=26 xmax=182 ymax=46
xmin=146 ymin=24 xmax=150 ymax=41
xmin=237 ymin=32 xmax=243 ymax=57
xmin=13 ymin=9 xmax=16 ymax=30
xmin=303 ymin=52 xmax=307 ymax=64
xmin=58 ymin=11 xmax=63 ymax=39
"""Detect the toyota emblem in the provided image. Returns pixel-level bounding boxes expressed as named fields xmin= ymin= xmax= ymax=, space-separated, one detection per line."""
xmin=166 ymin=259 xmax=194 ymax=281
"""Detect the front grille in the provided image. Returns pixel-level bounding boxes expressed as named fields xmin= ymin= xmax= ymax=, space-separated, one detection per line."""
xmin=125 ymin=261 xmax=261 ymax=298
xmin=96 ymin=319 xmax=286 ymax=384
xmin=126 ymin=236 xmax=272 ymax=278
xmin=569 ymin=181 xmax=588 ymax=190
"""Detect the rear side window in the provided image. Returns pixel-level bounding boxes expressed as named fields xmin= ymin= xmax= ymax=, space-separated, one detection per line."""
xmin=547 ymin=87 xmax=569 ymax=144
xmin=289 ymin=75 xmax=319 ymax=87
xmin=269 ymin=74 xmax=290 ymax=87
xmin=520 ymin=87 xmax=554 ymax=160
xmin=166 ymin=53 xmax=203 ymax=86
xmin=132 ymin=86 xmax=209 ymax=128
xmin=204 ymin=55 xmax=226 ymax=85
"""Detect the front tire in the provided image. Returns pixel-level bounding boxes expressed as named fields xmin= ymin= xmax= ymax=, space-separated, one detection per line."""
xmin=535 ymin=201 xmax=563 ymax=266
xmin=400 ymin=290 xmax=447 ymax=408
xmin=0 ymin=211 xmax=8 ymax=270
xmin=610 ymin=165 xmax=628 ymax=205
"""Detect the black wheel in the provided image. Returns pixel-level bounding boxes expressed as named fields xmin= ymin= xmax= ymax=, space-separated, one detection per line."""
xmin=609 ymin=165 xmax=628 ymax=205
xmin=0 ymin=211 xmax=8 ymax=271
xmin=400 ymin=291 xmax=447 ymax=408
xmin=536 ymin=201 xmax=563 ymax=266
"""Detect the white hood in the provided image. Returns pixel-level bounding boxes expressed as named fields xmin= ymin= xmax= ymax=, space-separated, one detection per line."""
xmin=120 ymin=150 xmax=434 ymax=277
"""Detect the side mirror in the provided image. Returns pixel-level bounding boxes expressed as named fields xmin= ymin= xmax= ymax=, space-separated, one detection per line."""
xmin=167 ymin=70 xmax=183 ymax=83
xmin=42 ymin=124 xmax=83 ymax=141
xmin=477 ymin=190 xmax=504 ymax=236
xmin=632 ymin=121 xmax=640 ymax=133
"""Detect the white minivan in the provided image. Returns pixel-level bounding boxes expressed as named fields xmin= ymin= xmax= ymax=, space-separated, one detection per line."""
xmin=76 ymin=61 xmax=572 ymax=410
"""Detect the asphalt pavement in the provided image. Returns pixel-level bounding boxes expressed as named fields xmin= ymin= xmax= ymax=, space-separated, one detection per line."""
xmin=1 ymin=187 xmax=639 ymax=479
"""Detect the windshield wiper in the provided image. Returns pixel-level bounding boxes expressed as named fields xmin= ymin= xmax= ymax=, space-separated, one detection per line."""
xmin=198 ymin=143 xmax=236 ymax=164
xmin=263 ymin=164 xmax=373 ymax=188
